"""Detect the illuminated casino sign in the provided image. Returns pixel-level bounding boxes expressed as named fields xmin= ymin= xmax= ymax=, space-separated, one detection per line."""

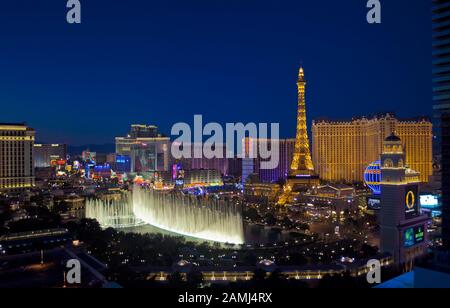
xmin=405 ymin=185 xmax=419 ymax=219
xmin=174 ymin=164 xmax=185 ymax=187
xmin=175 ymin=169 xmax=185 ymax=187
xmin=420 ymin=194 xmax=439 ymax=209
xmin=404 ymin=225 xmax=425 ymax=248
xmin=367 ymin=197 xmax=381 ymax=210
xmin=50 ymin=159 xmax=66 ymax=166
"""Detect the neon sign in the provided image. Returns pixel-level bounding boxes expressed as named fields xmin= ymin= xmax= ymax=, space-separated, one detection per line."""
xmin=404 ymin=225 xmax=425 ymax=248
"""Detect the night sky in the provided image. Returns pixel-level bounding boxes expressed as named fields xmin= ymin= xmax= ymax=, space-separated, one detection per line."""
xmin=0 ymin=0 xmax=432 ymax=145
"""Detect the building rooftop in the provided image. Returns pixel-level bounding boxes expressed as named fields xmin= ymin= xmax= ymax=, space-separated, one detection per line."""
xmin=0 ymin=123 xmax=34 ymax=131
xmin=375 ymin=271 xmax=414 ymax=288
xmin=0 ymin=123 xmax=27 ymax=126
xmin=313 ymin=113 xmax=431 ymax=125
xmin=385 ymin=132 xmax=401 ymax=142
xmin=0 ymin=228 xmax=69 ymax=242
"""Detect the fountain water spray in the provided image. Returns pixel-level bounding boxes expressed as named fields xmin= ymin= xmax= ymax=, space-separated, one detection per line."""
xmin=86 ymin=193 xmax=143 ymax=228
xmin=132 ymin=185 xmax=244 ymax=244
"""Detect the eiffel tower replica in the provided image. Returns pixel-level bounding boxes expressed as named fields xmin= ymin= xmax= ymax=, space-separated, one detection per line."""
xmin=278 ymin=67 xmax=320 ymax=205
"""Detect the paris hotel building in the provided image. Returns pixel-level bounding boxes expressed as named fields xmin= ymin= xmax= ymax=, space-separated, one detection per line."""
xmin=311 ymin=114 xmax=433 ymax=183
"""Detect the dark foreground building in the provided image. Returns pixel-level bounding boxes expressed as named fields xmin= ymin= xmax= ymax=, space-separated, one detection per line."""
xmin=433 ymin=0 xmax=450 ymax=249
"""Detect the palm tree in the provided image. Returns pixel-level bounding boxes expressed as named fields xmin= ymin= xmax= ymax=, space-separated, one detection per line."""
xmin=168 ymin=271 xmax=185 ymax=288
xmin=187 ymin=270 xmax=203 ymax=287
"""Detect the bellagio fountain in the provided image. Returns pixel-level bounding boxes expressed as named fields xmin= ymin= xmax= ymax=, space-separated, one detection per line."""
xmin=85 ymin=185 xmax=244 ymax=245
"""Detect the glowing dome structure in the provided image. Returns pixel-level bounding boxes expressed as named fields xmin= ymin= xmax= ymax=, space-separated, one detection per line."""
xmin=364 ymin=160 xmax=381 ymax=194
xmin=172 ymin=260 xmax=193 ymax=273
xmin=257 ymin=259 xmax=277 ymax=272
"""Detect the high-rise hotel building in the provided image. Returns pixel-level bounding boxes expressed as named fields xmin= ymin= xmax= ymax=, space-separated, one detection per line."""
xmin=379 ymin=133 xmax=428 ymax=266
xmin=34 ymin=143 xmax=67 ymax=168
xmin=433 ymin=0 xmax=450 ymax=248
xmin=0 ymin=123 xmax=35 ymax=192
xmin=116 ymin=124 xmax=170 ymax=176
xmin=242 ymin=138 xmax=296 ymax=183
xmin=255 ymin=139 xmax=296 ymax=183
xmin=312 ymin=114 xmax=432 ymax=183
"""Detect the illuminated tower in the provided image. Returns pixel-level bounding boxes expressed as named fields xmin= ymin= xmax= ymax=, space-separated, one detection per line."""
xmin=379 ymin=133 xmax=429 ymax=267
xmin=278 ymin=67 xmax=319 ymax=205
xmin=290 ymin=67 xmax=315 ymax=175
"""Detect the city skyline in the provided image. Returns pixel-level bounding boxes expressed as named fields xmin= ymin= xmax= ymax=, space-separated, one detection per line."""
xmin=1 ymin=0 xmax=450 ymax=292
xmin=0 ymin=0 xmax=432 ymax=145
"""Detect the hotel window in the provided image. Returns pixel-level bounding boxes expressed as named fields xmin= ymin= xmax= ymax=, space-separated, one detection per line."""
xmin=384 ymin=159 xmax=394 ymax=168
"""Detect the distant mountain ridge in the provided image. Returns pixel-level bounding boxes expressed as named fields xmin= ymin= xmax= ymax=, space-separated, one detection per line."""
xmin=67 ymin=144 xmax=115 ymax=156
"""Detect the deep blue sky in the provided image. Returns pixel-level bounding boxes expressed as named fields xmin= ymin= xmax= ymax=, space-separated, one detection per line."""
xmin=0 ymin=0 xmax=432 ymax=145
